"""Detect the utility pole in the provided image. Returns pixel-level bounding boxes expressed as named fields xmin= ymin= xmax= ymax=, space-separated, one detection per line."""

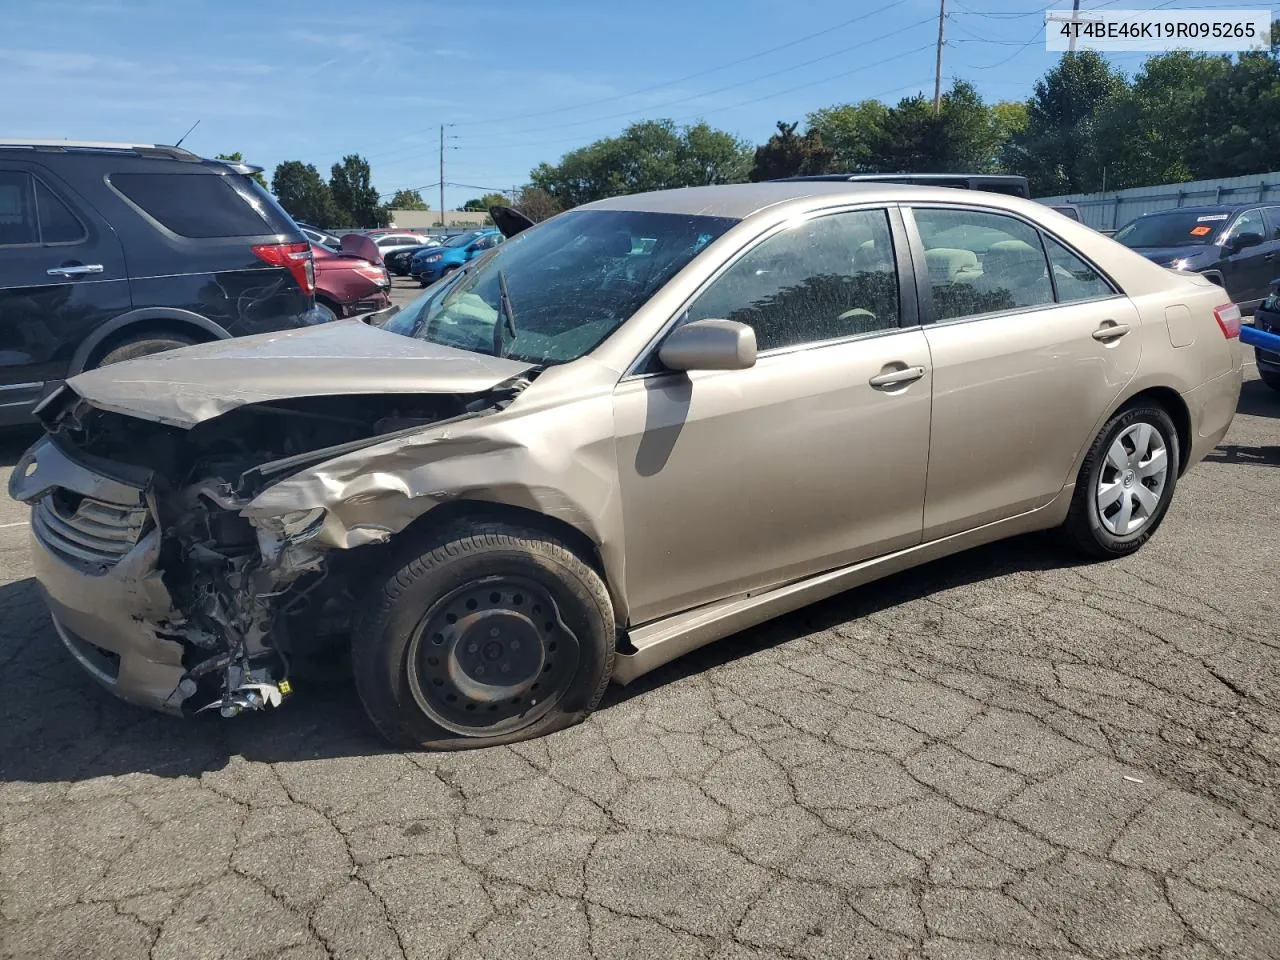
xmin=438 ymin=125 xmax=445 ymax=229
xmin=1068 ymin=0 xmax=1082 ymax=54
xmin=933 ymin=0 xmax=946 ymax=115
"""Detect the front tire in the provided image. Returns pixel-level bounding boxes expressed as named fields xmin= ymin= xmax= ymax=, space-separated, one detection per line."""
xmin=351 ymin=522 xmax=616 ymax=749
xmin=1062 ymin=403 xmax=1180 ymax=559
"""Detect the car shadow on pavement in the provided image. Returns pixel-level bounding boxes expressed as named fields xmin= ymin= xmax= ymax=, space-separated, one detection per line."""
xmin=604 ymin=531 xmax=1083 ymax=707
xmin=1204 ymin=443 xmax=1280 ymax=467
xmin=0 ymin=532 xmax=1081 ymax=785
xmin=1237 ymin=377 xmax=1280 ymax=418
xmin=0 ymin=426 xmax=41 ymax=468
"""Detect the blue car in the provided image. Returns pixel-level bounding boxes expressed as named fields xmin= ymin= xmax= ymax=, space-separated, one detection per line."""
xmin=410 ymin=229 xmax=504 ymax=286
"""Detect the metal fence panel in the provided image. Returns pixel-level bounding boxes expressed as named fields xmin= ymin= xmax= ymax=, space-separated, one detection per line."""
xmin=1039 ymin=172 xmax=1280 ymax=231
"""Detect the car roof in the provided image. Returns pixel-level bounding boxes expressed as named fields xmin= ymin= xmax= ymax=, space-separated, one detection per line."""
xmin=581 ymin=181 xmax=1038 ymax=221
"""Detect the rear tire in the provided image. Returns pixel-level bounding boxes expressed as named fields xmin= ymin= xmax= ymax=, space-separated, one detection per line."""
xmin=1062 ymin=403 xmax=1180 ymax=559
xmin=351 ymin=522 xmax=616 ymax=750
xmin=1259 ymin=366 xmax=1280 ymax=393
xmin=94 ymin=333 xmax=197 ymax=368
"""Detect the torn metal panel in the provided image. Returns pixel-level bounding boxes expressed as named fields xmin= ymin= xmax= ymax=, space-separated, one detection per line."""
xmin=63 ymin=319 xmax=535 ymax=428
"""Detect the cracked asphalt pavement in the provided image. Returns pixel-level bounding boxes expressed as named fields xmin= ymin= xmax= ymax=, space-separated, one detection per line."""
xmin=2 ymin=355 xmax=1277 ymax=960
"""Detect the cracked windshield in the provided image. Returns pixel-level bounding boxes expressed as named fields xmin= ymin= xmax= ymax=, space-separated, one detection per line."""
xmin=381 ymin=210 xmax=734 ymax=363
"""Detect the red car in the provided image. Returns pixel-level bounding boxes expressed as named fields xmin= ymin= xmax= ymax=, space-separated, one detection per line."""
xmin=311 ymin=235 xmax=391 ymax=320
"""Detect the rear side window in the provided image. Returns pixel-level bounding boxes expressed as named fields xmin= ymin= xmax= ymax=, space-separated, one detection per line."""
xmin=35 ymin=180 xmax=86 ymax=243
xmin=110 ymin=172 xmax=273 ymax=238
xmin=1044 ymin=236 xmax=1114 ymax=303
xmin=0 ymin=171 xmax=87 ymax=245
xmin=913 ymin=208 xmax=1054 ymax=320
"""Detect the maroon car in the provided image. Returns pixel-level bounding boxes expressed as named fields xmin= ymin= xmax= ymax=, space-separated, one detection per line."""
xmin=311 ymin=235 xmax=391 ymax=320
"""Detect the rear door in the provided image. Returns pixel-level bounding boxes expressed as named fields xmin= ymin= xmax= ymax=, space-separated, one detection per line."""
xmin=905 ymin=204 xmax=1141 ymax=540
xmin=0 ymin=163 xmax=129 ymax=417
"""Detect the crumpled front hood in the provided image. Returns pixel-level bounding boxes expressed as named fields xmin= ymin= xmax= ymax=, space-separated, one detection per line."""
xmin=64 ymin=319 xmax=534 ymax=428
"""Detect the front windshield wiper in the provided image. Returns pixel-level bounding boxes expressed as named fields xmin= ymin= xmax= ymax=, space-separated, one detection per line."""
xmin=493 ymin=268 xmax=518 ymax=358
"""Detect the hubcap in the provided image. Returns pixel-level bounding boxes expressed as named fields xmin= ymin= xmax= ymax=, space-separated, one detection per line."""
xmin=406 ymin=577 xmax=580 ymax=736
xmin=1097 ymin=422 xmax=1169 ymax=536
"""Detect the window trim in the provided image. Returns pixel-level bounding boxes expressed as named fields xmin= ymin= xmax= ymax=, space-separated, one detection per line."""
xmin=902 ymin=202 xmax=1122 ymax=328
xmin=622 ymin=202 xmax=920 ymax=380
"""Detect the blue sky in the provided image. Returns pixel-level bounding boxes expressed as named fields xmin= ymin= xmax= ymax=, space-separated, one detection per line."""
xmin=0 ymin=0 xmax=1225 ymax=210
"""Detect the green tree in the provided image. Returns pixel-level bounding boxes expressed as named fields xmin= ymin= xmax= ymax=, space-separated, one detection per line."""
xmin=1092 ymin=52 xmax=1229 ymax=190
xmin=806 ymin=100 xmax=888 ymax=172
xmin=1005 ymin=51 xmax=1129 ymax=194
xmin=215 ymin=151 xmax=267 ymax=188
xmin=530 ymin=119 xmax=752 ymax=207
xmin=329 ymin=154 xmax=387 ymax=228
xmin=462 ymin=192 xmax=509 ymax=212
xmin=387 ymin=188 xmax=429 ymax=211
xmin=1183 ymin=24 xmax=1280 ymax=178
xmin=747 ymin=121 xmax=835 ymax=181
xmin=270 ymin=160 xmax=336 ymax=226
xmin=869 ymin=81 xmax=1005 ymax=174
xmin=513 ymin=186 xmax=562 ymax=222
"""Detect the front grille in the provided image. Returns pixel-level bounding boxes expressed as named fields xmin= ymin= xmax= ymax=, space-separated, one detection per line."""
xmin=33 ymin=493 xmax=149 ymax=565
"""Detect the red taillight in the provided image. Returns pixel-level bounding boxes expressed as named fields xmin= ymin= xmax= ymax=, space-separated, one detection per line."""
xmin=252 ymin=241 xmax=315 ymax=295
xmin=1213 ymin=303 xmax=1241 ymax=339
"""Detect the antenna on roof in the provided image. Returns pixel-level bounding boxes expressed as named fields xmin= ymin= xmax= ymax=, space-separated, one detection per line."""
xmin=174 ymin=119 xmax=201 ymax=148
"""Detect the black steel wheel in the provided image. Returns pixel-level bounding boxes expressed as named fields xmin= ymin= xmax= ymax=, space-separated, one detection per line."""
xmin=352 ymin=522 xmax=615 ymax=749
xmin=406 ymin=576 xmax=579 ymax=736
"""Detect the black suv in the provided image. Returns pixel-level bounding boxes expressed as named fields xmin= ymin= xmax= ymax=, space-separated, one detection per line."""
xmin=1113 ymin=204 xmax=1280 ymax=312
xmin=0 ymin=140 xmax=319 ymax=425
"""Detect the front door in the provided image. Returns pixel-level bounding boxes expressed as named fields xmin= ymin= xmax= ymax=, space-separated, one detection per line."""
xmin=612 ymin=207 xmax=933 ymax=625
xmin=0 ymin=163 xmax=129 ymax=416
xmin=905 ymin=205 xmax=1142 ymax=540
xmin=1220 ymin=208 xmax=1276 ymax=307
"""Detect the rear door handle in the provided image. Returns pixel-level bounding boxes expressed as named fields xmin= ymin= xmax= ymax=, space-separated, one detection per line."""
xmin=868 ymin=365 xmax=926 ymax=388
xmin=1092 ymin=322 xmax=1131 ymax=342
xmin=47 ymin=264 xmax=104 ymax=277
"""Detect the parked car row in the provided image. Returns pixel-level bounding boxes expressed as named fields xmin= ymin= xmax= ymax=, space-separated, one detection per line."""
xmin=409 ymin=228 xmax=504 ymax=284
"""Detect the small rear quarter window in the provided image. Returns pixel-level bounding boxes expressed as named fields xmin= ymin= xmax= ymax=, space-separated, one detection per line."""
xmin=109 ymin=172 xmax=274 ymax=238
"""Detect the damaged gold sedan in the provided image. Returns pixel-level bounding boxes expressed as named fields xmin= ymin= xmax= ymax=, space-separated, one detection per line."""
xmin=9 ymin=182 xmax=1242 ymax=748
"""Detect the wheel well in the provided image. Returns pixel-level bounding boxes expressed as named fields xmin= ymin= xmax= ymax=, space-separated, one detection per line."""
xmin=375 ymin=500 xmax=609 ymax=583
xmin=85 ymin=319 xmax=214 ymax=369
xmin=315 ymin=293 xmax=341 ymax=312
xmin=1123 ymin=386 xmax=1192 ymax=474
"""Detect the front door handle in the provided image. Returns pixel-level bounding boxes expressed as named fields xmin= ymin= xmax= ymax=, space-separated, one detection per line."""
xmin=868 ymin=365 xmax=926 ymax=388
xmin=1092 ymin=322 xmax=1131 ymax=342
xmin=47 ymin=264 xmax=104 ymax=277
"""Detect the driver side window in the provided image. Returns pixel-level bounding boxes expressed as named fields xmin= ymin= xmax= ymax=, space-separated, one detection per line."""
xmin=1225 ymin=209 xmax=1263 ymax=242
xmin=685 ymin=209 xmax=900 ymax=352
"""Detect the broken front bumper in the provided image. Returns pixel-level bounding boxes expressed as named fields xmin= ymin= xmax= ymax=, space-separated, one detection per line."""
xmin=11 ymin=435 xmax=188 ymax=714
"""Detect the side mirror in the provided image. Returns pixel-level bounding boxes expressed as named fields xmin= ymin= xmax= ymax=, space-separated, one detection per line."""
xmin=658 ymin=319 xmax=756 ymax=372
xmin=1227 ymin=231 xmax=1264 ymax=253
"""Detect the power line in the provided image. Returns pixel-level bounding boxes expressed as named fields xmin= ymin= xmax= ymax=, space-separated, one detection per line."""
xmin=457 ymin=23 xmax=939 ymax=149
xmin=295 ymin=2 xmax=916 ymax=162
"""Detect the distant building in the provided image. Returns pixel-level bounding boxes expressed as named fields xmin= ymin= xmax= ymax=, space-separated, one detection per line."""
xmin=389 ymin=208 xmax=490 ymax=230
